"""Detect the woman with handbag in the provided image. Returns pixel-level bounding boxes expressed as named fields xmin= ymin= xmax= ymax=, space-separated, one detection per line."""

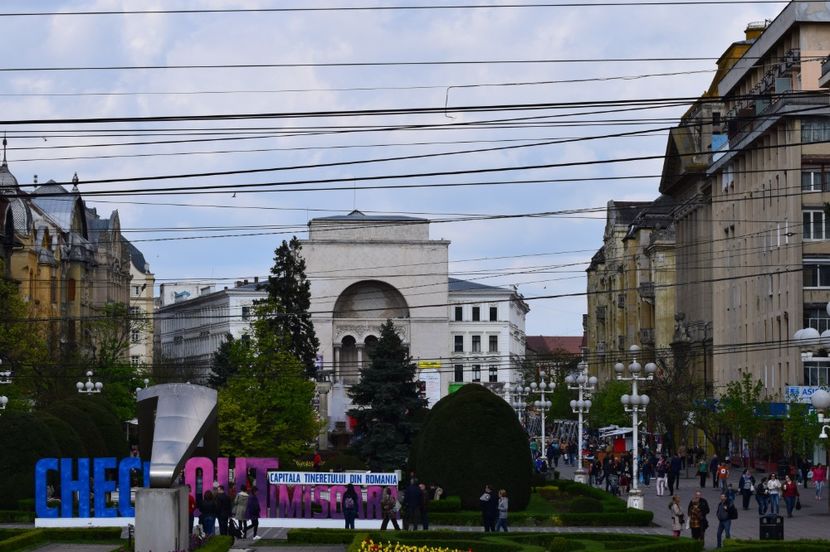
xmin=380 ymin=488 xmax=400 ymax=530
xmin=669 ymin=495 xmax=684 ymax=539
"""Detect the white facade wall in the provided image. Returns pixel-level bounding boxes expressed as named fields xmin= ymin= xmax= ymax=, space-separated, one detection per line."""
xmin=128 ymin=262 xmax=155 ymax=370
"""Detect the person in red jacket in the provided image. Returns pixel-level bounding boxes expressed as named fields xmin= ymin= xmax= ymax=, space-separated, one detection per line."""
xmin=782 ymin=475 xmax=800 ymax=518
xmin=187 ymin=485 xmax=196 ymax=534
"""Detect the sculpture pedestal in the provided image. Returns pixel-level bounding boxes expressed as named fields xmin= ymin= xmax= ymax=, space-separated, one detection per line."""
xmin=574 ymin=468 xmax=589 ymax=484
xmin=135 ymin=487 xmax=189 ymax=552
xmin=626 ymin=488 xmax=645 ymax=510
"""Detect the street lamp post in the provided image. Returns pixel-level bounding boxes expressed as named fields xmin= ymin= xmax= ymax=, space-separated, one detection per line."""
xmin=76 ymin=370 xmax=103 ymax=395
xmin=566 ymin=361 xmax=598 ymax=484
xmin=0 ymin=358 xmax=12 ymax=411
xmin=510 ymin=382 xmax=530 ymax=423
xmin=135 ymin=378 xmax=150 ymax=397
xmin=614 ymin=345 xmax=655 ymax=510
xmin=531 ymin=372 xmax=553 ymax=457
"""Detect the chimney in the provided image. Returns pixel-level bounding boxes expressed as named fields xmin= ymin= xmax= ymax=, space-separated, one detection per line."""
xmin=254 ymin=276 xmax=259 ymax=283
xmin=235 ymin=280 xmax=242 ymax=288
xmin=243 ymin=279 xmax=249 ymax=286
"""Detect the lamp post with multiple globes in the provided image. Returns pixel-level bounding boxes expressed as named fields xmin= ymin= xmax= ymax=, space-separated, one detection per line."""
xmin=76 ymin=370 xmax=103 ymax=395
xmin=614 ymin=345 xmax=655 ymax=510
xmin=566 ymin=361 xmax=598 ymax=484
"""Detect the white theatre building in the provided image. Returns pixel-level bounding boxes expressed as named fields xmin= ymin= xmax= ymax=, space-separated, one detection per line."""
xmin=155 ymin=210 xmax=529 ymax=445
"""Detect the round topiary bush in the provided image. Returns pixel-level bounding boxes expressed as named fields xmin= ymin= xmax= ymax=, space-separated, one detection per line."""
xmin=0 ymin=411 xmax=61 ymax=509
xmin=409 ymin=383 xmax=532 ymax=510
xmin=35 ymin=412 xmax=88 ymax=459
xmin=569 ymin=497 xmax=603 ymax=513
xmin=47 ymin=402 xmax=108 ymax=458
xmin=63 ymin=398 xmax=129 ymax=458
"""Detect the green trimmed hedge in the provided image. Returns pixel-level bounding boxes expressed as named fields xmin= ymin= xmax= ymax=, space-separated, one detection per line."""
xmin=429 ymin=496 xmax=462 ymax=512
xmin=286 ymin=528 xmax=361 ymax=544
xmin=346 ymin=532 xmax=370 ymax=552
xmin=0 ymin=529 xmax=45 ymax=552
xmin=0 ymin=527 xmax=123 ymax=552
xmin=722 ymin=540 xmax=830 ymax=551
xmin=0 ymin=511 xmax=33 ymax=523
xmin=569 ymin=497 xmax=603 ymax=513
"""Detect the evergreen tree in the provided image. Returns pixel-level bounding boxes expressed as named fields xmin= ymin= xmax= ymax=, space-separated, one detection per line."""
xmin=259 ymin=237 xmax=320 ymax=378
xmin=208 ymin=333 xmax=242 ymax=388
xmin=348 ymin=320 xmax=426 ymax=471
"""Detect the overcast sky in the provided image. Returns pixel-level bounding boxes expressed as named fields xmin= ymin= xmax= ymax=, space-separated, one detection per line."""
xmin=0 ymin=0 xmax=788 ymax=336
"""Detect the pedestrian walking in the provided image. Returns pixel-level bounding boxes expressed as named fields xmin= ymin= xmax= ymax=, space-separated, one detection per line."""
xmin=782 ymin=475 xmax=800 ymax=518
xmin=687 ymin=490 xmax=710 ymax=542
xmin=403 ymin=478 xmax=423 ymax=530
xmin=715 ymin=493 xmax=738 ymax=548
xmin=656 ymin=457 xmax=668 ymax=496
xmin=717 ymin=460 xmax=730 ymax=493
xmin=766 ymin=473 xmax=782 ymax=515
xmin=669 ymin=453 xmax=681 ymax=494
xmin=200 ymin=490 xmax=217 ymax=536
xmin=342 ymin=483 xmax=359 ymax=529
xmin=669 ymin=495 xmax=684 ymax=539
xmin=709 ymin=455 xmax=720 ymax=489
xmin=380 ymin=488 xmax=401 ymax=530
xmin=813 ymin=464 xmax=826 ymax=500
xmin=187 ymin=485 xmax=196 ymax=534
xmin=215 ymin=485 xmax=232 ymax=536
xmin=755 ymin=477 xmax=768 ymax=515
xmin=245 ymin=486 xmax=261 ymax=540
xmin=495 ymin=489 xmax=509 ymax=532
xmin=479 ymin=484 xmax=497 ymax=532
xmin=697 ymin=457 xmax=708 ymax=488
xmin=738 ymin=469 xmax=755 ymax=510
xmin=232 ymin=485 xmax=249 ymax=539
xmin=419 ymin=483 xmax=430 ymax=530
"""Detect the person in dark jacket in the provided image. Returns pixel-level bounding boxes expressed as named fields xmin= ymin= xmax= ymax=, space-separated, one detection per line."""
xmin=419 ymin=483 xmax=430 ymax=530
xmin=200 ymin=491 xmax=217 ymax=536
xmin=402 ymin=478 xmax=422 ymax=530
xmin=342 ymin=483 xmax=359 ymax=529
xmin=215 ymin=485 xmax=232 ymax=536
xmin=687 ymin=490 xmax=711 ymax=542
xmin=244 ymin=486 xmax=261 ymax=540
xmin=715 ymin=493 xmax=736 ymax=548
xmin=479 ymin=484 xmax=498 ymax=532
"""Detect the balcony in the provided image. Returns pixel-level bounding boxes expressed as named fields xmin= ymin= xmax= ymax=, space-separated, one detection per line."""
xmin=638 ymin=282 xmax=655 ymax=299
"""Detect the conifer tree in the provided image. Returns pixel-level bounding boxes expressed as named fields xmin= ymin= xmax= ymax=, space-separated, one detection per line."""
xmin=260 ymin=237 xmax=320 ymax=378
xmin=348 ymin=320 xmax=426 ymax=471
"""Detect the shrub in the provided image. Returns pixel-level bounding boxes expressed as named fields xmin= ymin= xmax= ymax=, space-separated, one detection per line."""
xmin=35 ymin=412 xmax=88 ymax=460
xmin=287 ymin=529 xmax=360 ymax=544
xmin=0 ymin=511 xmax=34 ymax=523
xmin=0 ymin=529 xmax=45 ymax=552
xmin=409 ymin=384 xmax=532 ymax=510
xmin=46 ymin=403 xmax=107 ymax=458
xmin=429 ymin=496 xmax=462 ymax=512
xmin=0 ymin=412 xmax=61 ymax=509
xmin=199 ymin=535 xmax=233 ymax=552
xmin=569 ymin=497 xmax=603 ymax=513
xmin=62 ymin=398 xmax=129 ymax=458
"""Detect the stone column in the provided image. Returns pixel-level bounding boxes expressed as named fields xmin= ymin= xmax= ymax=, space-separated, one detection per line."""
xmin=334 ymin=345 xmax=341 ymax=381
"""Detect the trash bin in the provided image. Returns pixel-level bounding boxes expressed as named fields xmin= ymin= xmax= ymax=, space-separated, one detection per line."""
xmin=759 ymin=515 xmax=784 ymax=540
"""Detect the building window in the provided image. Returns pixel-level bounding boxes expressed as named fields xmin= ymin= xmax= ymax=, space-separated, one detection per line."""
xmin=454 ymin=364 xmax=464 ymax=382
xmin=803 ymin=209 xmax=827 ymax=240
xmin=472 ymin=335 xmax=481 ymax=352
xmin=489 ymin=306 xmax=498 ymax=321
xmin=488 ymin=335 xmax=498 ymax=353
xmin=802 ymin=119 xmax=830 ymax=144
xmin=67 ymin=278 xmax=76 ymax=301
xmin=454 ymin=306 xmax=462 ymax=321
xmin=805 ymin=305 xmax=830 ymax=333
xmin=134 ymin=285 xmax=141 ymax=296
xmin=129 ymin=306 xmax=140 ymax=316
xmin=472 ymin=364 xmax=481 ymax=382
xmin=472 ymin=307 xmax=480 ymax=321
xmin=241 ymin=306 xmax=252 ymax=320
xmin=131 ymin=329 xmax=140 ymax=344
xmin=50 ymin=277 xmax=57 ymax=304
xmin=131 ymin=356 xmax=141 ymax=367
xmin=803 ymin=260 xmax=830 ymax=288
xmin=804 ymin=361 xmax=830 ymax=386
xmin=454 ymin=335 xmax=464 ymax=352
xmin=488 ymin=365 xmax=498 ymax=382
xmin=802 ymin=166 xmax=828 ymax=192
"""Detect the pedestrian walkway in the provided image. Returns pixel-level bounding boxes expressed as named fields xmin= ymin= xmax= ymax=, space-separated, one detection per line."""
xmin=555 ymin=460 xmax=830 ymax=548
xmin=32 ymin=545 xmax=119 ymax=552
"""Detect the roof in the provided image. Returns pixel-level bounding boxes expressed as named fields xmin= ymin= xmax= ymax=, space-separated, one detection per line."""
xmin=0 ymin=162 xmax=19 ymax=193
xmin=609 ymin=201 xmax=651 ymax=226
xmin=126 ymin=239 xmax=151 ymax=274
xmin=311 ymin=209 xmax=428 ymax=223
xmin=526 ymin=336 xmax=585 ymax=356
xmin=31 ymin=182 xmax=78 ymax=231
xmin=448 ymin=277 xmax=513 ymax=294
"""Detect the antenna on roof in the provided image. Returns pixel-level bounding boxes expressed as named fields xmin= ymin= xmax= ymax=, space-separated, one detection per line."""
xmin=2 ymin=133 xmax=6 ymax=165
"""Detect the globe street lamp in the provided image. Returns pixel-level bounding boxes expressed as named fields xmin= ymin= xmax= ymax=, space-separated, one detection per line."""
xmin=510 ymin=382 xmax=530 ymax=423
xmin=615 ymin=345 xmax=655 ymax=510
xmin=812 ymin=388 xmax=830 ymax=439
xmin=76 ymin=370 xmax=103 ymax=395
xmin=135 ymin=378 xmax=150 ymax=397
xmin=531 ymin=372 xmax=553 ymax=457
xmin=0 ymin=358 xmax=10 ymax=411
xmin=566 ymin=360 xmax=598 ymax=484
